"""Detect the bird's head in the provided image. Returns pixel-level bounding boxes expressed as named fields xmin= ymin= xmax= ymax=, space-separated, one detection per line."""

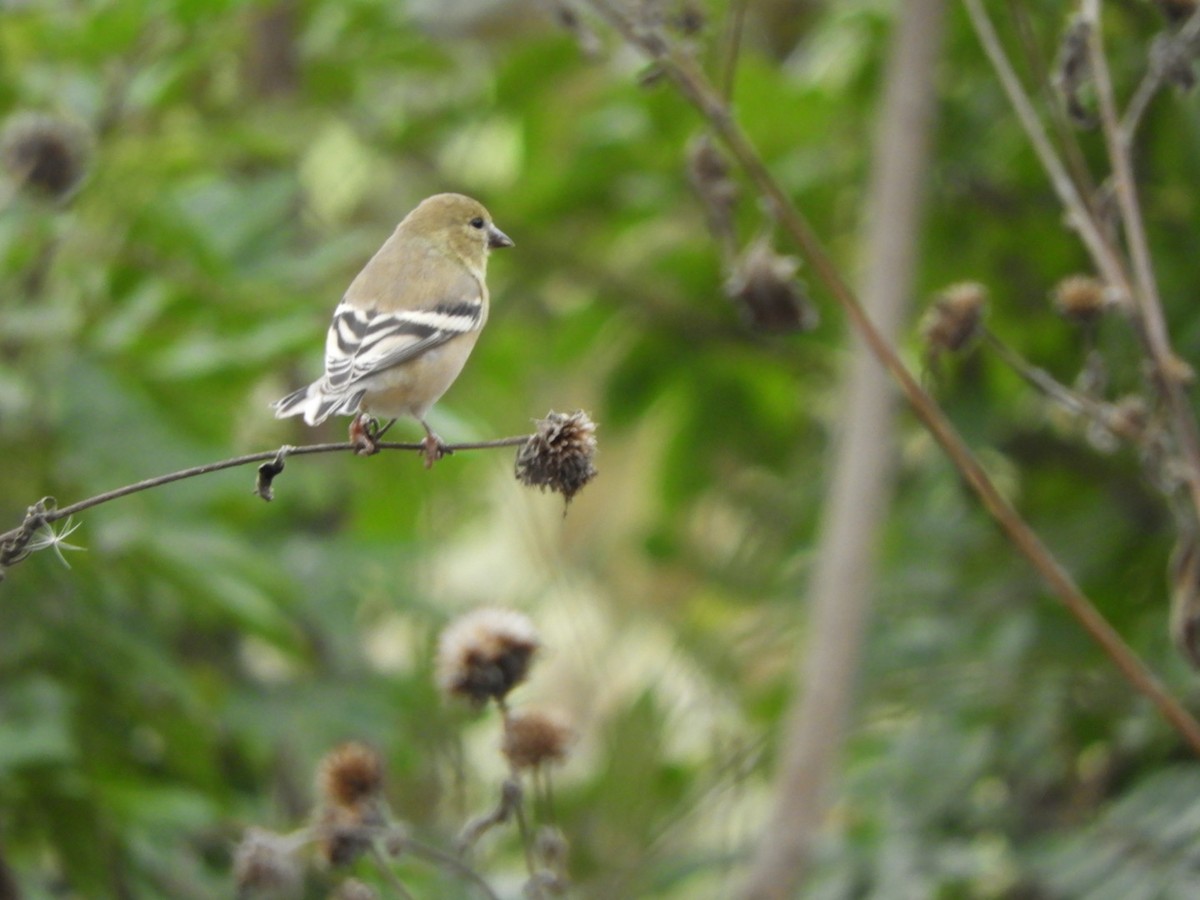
xmin=406 ymin=193 xmax=513 ymax=271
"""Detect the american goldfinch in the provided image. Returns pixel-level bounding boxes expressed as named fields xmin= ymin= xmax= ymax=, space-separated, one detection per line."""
xmin=273 ymin=193 xmax=513 ymax=465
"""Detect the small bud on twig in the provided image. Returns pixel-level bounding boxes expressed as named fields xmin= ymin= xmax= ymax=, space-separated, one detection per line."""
xmin=254 ymin=446 xmax=293 ymax=502
xmin=1052 ymin=274 xmax=1109 ymax=325
xmin=921 ymin=282 xmax=987 ymax=361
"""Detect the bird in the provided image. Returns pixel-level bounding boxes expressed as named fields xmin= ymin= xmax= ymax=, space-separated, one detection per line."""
xmin=273 ymin=193 xmax=513 ymax=465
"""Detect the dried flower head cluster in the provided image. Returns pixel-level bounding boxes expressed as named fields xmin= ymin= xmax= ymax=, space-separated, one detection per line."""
xmin=1 ymin=112 xmax=91 ymax=202
xmin=233 ymin=827 xmax=303 ymax=896
xmin=515 ymin=411 xmax=598 ymax=504
xmin=314 ymin=742 xmax=386 ymax=868
xmin=921 ymin=282 xmax=987 ymax=359
xmin=436 ymin=608 xmax=541 ymax=706
xmin=724 ymin=237 xmax=818 ymax=334
xmin=1053 ymin=274 xmax=1108 ymax=325
xmin=502 ymin=710 xmax=574 ymax=771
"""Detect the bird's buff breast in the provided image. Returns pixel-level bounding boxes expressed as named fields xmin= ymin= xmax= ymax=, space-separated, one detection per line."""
xmin=357 ymin=332 xmax=480 ymax=419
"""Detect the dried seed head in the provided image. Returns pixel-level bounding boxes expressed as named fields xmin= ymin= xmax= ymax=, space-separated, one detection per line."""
xmin=1053 ymin=274 xmax=1108 ymax=324
xmin=515 ymin=411 xmax=598 ymax=504
xmin=724 ymin=237 xmax=818 ymax=333
xmin=232 ymin=827 xmax=303 ymax=896
xmin=921 ymin=282 xmax=987 ymax=358
xmin=315 ymin=804 xmax=374 ymax=868
xmin=1054 ymin=16 xmax=1095 ymax=128
xmin=316 ymin=742 xmax=384 ymax=813
xmin=502 ymin=710 xmax=574 ymax=771
xmin=1 ymin=112 xmax=91 ymax=202
xmin=436 ymin=608 xmax=541 ymax=706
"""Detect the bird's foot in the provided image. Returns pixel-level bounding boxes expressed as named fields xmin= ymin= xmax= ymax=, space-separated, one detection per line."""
xmin=350 ymin=414 xmax=384 ymax=456
xmin=421 ymin=432 xmax=452 ymax=469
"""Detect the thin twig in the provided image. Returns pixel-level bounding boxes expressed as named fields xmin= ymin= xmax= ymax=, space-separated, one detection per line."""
xmin=984 ymin=329 xmax=1096 ymax=417
xmin=584 ymin=0 xmax=1200 ymax=756
xmin=1083 ymin=0 xmax=1200 ymax=522
xmin=1121 ymin=7 xmax=1200 ymax=141
xmin=405 ymin=838 xmax=503 ymax=900
xmin=370 ymin=844 xmax=417 ymax=900
xmin=0 ymin=435 xmax=531 ymax=565
xmin=1007 ymin=0 xmax=1100 ymax=215
xmin=719 ymin=0 xmax=748 ymax=102
xmin=961 ymin=0 xmax=1130 ymax=294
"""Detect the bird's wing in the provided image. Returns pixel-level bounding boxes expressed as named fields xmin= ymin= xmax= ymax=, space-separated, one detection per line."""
xmin=322 ymin=291 xmax=484 ymax=391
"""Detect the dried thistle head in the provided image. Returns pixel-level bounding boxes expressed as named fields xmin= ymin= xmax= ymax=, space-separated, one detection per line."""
xmin=1053 ymin=16 xmax=1095 ymax=127
xmin=1 ymin=112 xmax=91 ymax=202
xmin=316 ymin=742 xmax=384 ymax=813
xmin=314 ymin=802 xmax=379 ymax=869
xmin=724 ymin=237 xmax=818 ymax=334
xmin=232 ymin=827 xmax=303 ymax=896
xmin=502 ymin=710 xmax=574 ymax=771
xmin=1052 ymin=274 xmax=1108 ymax=324
xmin=436 ymin=608 xmax=541 ymax=706
xmin=515 ymin=411 xmax=598 ymax=504
xmin=921 ymin=282 xmax=987 ymax=359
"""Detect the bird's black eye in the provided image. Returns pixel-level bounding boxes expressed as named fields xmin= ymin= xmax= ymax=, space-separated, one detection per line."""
xmin=470 ymin=217 xmax=485 ymax=229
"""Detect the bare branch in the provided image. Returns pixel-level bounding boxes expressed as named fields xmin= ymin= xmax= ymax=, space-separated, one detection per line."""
xmin=0 ymin=434 xmax=531 ymax=579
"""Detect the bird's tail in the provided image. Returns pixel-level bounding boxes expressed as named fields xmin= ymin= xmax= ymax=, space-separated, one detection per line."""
xmin=272 ymin=382 xmax=365 ymax=426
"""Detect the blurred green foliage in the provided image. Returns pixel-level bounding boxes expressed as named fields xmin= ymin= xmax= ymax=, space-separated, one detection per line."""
xmin=1 ymin=0 xmax=1199 ymax=896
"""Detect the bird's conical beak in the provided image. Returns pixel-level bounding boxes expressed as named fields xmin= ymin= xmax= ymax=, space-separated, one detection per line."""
xmin=487 ymin=225 xmax=514 ymax=250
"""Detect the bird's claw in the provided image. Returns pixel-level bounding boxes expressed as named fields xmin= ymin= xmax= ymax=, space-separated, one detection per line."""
xmin=350 ymin=414 xmax=382 ymax=456
xmin=422 ymin=433 xmax=452 ymax=469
